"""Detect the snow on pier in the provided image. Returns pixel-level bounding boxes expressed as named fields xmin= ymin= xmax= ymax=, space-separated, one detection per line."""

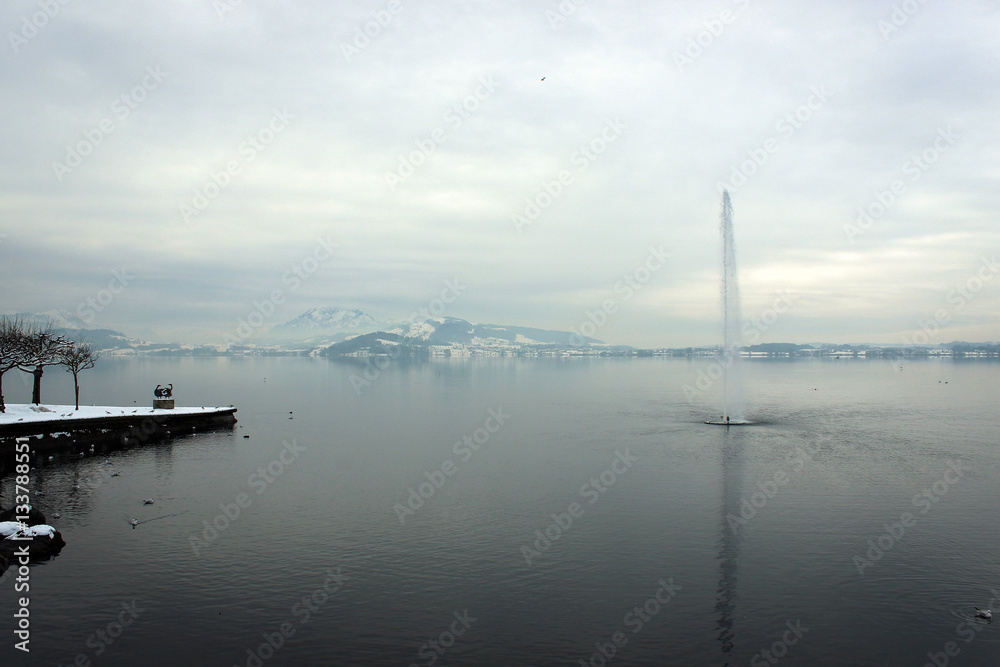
xmin=0 ymin=403 xmax=237 ymax=466
xmin=0 ymin=403 xmax=234 ymax=427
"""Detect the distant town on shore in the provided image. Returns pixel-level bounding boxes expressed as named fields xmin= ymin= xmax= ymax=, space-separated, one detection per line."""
xmin=8 ymin=308 xmax=997 ymax=360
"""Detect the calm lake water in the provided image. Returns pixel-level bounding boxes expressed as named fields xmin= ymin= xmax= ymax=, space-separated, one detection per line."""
xmin=1 ymin=356 xmax=999 ymax=666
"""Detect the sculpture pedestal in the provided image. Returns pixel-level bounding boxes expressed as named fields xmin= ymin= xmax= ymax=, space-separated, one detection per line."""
xmin=153 ymin=398 xmax=175 ymax=409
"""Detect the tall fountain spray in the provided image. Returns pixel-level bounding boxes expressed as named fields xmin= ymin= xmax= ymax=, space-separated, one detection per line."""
xmin=707 ymin=190 xmax=749 ymax=425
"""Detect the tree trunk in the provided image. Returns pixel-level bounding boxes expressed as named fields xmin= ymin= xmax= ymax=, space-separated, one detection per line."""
xmin=0 ymin=371 xmax=5 ymax=413
xmin=74 ymin=373 xmax=80 ymax=410
xmin=31 ymin=366 xmax=43 ymax=405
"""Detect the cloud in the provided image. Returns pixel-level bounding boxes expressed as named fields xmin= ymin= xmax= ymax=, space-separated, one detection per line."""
xmin=1 ymin=0 xmax=997 ymax=346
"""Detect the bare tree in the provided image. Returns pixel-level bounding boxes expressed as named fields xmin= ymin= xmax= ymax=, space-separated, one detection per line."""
xmin=59 ymin=342 xmax=100 ymax=410
xmin=18 ymin=323 xmax=70 ymax=405
xmin=0 ymin=316 xmax=29 ymax=413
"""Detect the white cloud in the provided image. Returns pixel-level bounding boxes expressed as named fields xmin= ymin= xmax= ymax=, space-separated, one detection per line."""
xmin=1 ymin=0 xmax=998 ymax=346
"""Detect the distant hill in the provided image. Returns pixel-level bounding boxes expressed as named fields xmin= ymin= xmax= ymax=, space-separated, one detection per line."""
xmin=9 ymin=308 xmax=91 ymax=330
xmin=386 ymin=317 xmax=602 ymax=346
xmin=745 ymin=343 xmax=809 ymax=354
xmin=322 ymin=332 xmax=410 ymax=356
xmin=55 ymin=328 xmax=135 ymax=352
xmin=2 ymin=309 xmax=136 ymax=352
xmin=268 ymin=307 xmax=381 ymax=339
xmin=321 ymin=317 xmax=604 ymax=356
xmin=10 ymin=307 xmax=995 ymax=357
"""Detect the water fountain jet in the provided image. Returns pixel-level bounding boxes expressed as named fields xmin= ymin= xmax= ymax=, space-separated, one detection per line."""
xmin=706 ymin=190 xmax=752 ymax=426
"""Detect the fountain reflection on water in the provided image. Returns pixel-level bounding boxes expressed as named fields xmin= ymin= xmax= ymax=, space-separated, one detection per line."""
xmin=715 ymin=426 xmax=745 ymax=662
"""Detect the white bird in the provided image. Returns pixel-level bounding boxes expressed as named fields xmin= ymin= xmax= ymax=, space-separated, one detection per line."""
xmin=975 ymin=607 xmax=992 ymax=620
xmin=143 ymin=498 xmax=154 ymax=505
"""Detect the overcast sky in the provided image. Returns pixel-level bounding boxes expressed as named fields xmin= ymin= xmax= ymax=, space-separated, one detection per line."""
xmin=1 ymin=0 xmax=997 ymax=347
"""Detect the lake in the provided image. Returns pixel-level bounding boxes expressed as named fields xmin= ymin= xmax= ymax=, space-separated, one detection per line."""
xmin=1 ymin=356 xmax=998 ymax=666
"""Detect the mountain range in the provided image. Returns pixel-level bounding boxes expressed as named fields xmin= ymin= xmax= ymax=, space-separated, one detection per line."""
xmin=4 ymin=310 xmax=134 ymax=352
xmin=6 ymin=308 xmax=996 ymax=357
xmin=319 ymin=316 xmax=604 ymax=357
xmin=12 ymin=309 xmax=92 ymax=330
xmin=4 ymin=307 xmax=605 ymax=354
xmin=267 ymin=306 xmax=382 ymax=339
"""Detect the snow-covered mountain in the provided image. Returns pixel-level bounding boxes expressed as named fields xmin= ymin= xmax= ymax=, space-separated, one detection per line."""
xmin=1 ymin=310 xmax=136 ymax=352
xmin=269 ymin=307 xmax=381 ymax=338
xmin=4 ymin=308 xmax=609 ymax=355
xmin=8 ymin=308 xmax=91 ymax=330
xmin=384 ymin=317 xmax=602 ymax=346
xmin=322 ymin=317 xmax=606 ymax=356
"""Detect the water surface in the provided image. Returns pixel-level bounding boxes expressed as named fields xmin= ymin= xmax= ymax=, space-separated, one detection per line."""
xmin=1 ymin=356 xmax=998 ymax=665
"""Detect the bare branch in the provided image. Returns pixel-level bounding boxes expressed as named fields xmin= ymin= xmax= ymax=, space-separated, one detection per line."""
xmin=59 ymin=340 xmax=101 ymax=410
xmin=60 ymin=341 xmax=100 ymax=374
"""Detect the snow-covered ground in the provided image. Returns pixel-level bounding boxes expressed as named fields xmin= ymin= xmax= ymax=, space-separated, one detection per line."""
xmin=0 ymin=403 xmax=234 ymax=426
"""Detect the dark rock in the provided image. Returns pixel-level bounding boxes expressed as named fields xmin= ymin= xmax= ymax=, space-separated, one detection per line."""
xmin=0 ymin=504 xmax=66 ymax=577
xmin=0 ymin=505 xmax=48 ymax=526
xmin=0 ymin=530 xmax=66 ymax=577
